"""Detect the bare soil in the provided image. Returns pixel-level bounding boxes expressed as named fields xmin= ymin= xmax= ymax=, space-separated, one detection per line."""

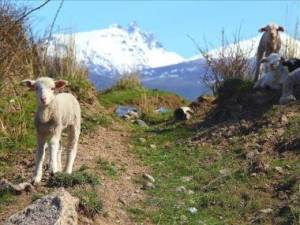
xmin=0 ymin=125 xmax=150 ymax=225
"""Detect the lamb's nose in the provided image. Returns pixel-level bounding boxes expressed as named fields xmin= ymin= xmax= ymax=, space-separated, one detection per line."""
xmin=41 ymin=97 xmax=46 ymax=103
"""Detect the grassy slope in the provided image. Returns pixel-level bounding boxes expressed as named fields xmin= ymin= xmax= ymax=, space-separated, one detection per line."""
xmin=127 ymin=86 xmax=300 ymax=225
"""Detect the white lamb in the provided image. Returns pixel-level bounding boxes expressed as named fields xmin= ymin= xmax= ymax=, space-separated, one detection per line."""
xmin=253 ymin=53 xmax=288 ymax=90
xmin=21 ymin=77 xmax=81 ymax=184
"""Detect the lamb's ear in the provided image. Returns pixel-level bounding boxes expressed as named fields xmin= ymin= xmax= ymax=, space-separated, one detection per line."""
xmin=20 ymin=79 xmax=36 ymax=90
xmin=260 ymin=57 xmax=268 ymax=63
xmin=259 ymin=26 xmax=267 ymax=32
xmin=277 ymin=26 xmax=284 ymax=32
xmin=55 ymin=80 xmax=68 ymax=89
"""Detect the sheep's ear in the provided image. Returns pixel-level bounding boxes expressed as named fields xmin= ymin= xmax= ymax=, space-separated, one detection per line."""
xmin=55 ymin=80 xmax=68 ymax=89
xmin=260 ymin=57 xmax=268 ymax=63
xmin=259 ymin=26 xmax=267 ymax=32
xmin=277 ymin=26 xmax=284 ymax=32
xmin=20 ymin=79 xmax=36 ymax=90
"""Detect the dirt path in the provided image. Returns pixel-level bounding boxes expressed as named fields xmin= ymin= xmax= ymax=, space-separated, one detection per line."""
xmin=77 ymin=126 xmax=149 ymax=225
xmin=0 ymin=125 xmax=150 ymax=225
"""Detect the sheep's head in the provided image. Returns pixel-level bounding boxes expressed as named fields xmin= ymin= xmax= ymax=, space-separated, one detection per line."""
xmin=259 ymin=23 xmax=284 ymax=40
xmin=21 ymin=77 xmax=68 ymax=106
xmin=261 ymin=53 xmax=284 ymax=70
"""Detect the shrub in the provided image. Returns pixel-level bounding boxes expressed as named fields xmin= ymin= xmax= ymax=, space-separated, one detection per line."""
xmin=73 ymin=186 xmax=102 ymax=218
xmin=113 ymin=73 xmax=141 ymax=90
xmin=217 ymin=78 xmax=253 ymax=100
xmin=47 ymin=171 xmax=100 ymax=188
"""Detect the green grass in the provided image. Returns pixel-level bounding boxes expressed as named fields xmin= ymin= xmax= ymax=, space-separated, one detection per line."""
xmin=96 ymin=158 xmax=117 ymax=177
xmin=129 ymin=117 xmax=299 ymax=225
xmin=73 ymin=186 xmax=102 ymax=218
xmin=48 ymin=170 xmax=100 ymax=188
xmin=0 ymin=189 xmax=15 ymax=210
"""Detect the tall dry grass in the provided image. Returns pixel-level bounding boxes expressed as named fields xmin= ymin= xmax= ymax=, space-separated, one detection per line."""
xmin=194 ymin=30 xmax=254 ymax=95
xmin=114 ymin=73 xmax=141 ymax=90
xmin=0 ymin=2 xmax=88 ymax=158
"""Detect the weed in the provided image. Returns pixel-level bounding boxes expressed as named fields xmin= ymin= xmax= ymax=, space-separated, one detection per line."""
xmin=73 ymin=186 xmax=102 ymax=218
xmin=48 ymin=171 xmax=100 ymax=188
xmin=96 ymin=158 xmax=117 ymax=177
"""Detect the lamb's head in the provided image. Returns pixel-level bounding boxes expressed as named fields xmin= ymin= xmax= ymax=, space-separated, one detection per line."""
xmin=259 ymin=23 xmax=284 ymax=40
xmin=261 ymin=53 xmax=284 ymax=70
xmin=21 ymin=77 xmax=68 ymax=106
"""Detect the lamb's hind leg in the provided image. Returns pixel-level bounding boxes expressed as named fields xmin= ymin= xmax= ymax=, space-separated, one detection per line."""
xmin=65 ymin=126 xmax=80 ymax=174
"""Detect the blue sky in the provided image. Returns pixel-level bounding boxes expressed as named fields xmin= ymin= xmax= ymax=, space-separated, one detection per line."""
xmin=23 ymin=0 xmax=300 ymax=58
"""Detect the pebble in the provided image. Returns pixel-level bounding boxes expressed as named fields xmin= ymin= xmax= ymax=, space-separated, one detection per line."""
xmin=176 ymin=186 xmax=187 ymax=193
xmin=149 ymin=144 xmax=157 ymax=150
xmin=142 ymin=173 xmax=155 ymax=183
xmin=139 ymin=138 xmax=146 ymax=143
xmin=142 ymin=182 xmax=155 ymax=190
xmin=187 ymin=207 xmax=198 ymax=214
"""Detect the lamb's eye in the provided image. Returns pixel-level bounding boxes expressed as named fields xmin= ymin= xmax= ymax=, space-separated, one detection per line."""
xmin=51 ymin=87 xmax=55 ymax=91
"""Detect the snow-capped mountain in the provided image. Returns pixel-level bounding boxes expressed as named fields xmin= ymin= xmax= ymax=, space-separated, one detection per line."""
xmin=50 ymin=24 xmax=300 ymax=100
xmin=51 ymin=22 xmax=184 ymax=76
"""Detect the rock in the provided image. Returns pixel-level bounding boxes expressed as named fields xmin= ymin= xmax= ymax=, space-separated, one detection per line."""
xmin=0 ymin=179 xmax=34 ymax=195
xmin=135 ymin=119 xmax=149 ymax=128
xmin=4 ymin=188 xmax=79 ymax=225
xmin=219 ymin=168 xmax=231 ymax=176
xmin=176 ymin=186 xmax=187 ymax=193
xmin=187 ymin=207 xmax=198 ymax=214
xmin=181 ymin=176 xmax=193 ymax=182
xmin=187 ymin=190 xmax=194 ymax=195
xmin=142 ymin=182 xmax=155 ymax=190
xmin=260 ymin=208 xmax=273 ymax=214
xmin=138 ymin=137 xmax=146 ymax=143
xmin=149 ymin=144 xmax=157 ymax=150
xmin=280 ymin=115 xmax=289 ymax=125
xmin=115 ymin=106 xmax=139 ymax=119
xmin=155 ymin=107 xmax=169 ymax=113
xmin=274 ymin=166 xmax=284 ymax=174
xmin=174 ymin=107 xmax=194 ymax=121
xmin=142 ymin=173 xmax=155 ymax=183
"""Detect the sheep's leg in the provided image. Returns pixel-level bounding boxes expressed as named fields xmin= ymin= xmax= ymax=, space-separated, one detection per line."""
xmin=33 ymin=135 xmax=47 ymax=184
xmin=65 ymin=126 xmax=80 ymax=174
xmin=49 ymin=128 xmax=62 ymax=174
xmin=254 ymin=49 xmax=264 ymax=82
xmin=57 ymin=143 xmax=62 ymax=172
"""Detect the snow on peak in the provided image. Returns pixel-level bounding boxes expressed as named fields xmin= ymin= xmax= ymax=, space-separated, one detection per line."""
xmin=50 ymin=22 xmax=184 ymax=75
xmin=190 ymin=32 xmax=300 ymax=60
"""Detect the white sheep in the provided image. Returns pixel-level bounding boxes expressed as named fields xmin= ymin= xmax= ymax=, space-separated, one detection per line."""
xmin=279 ymin=68 xmax=300 ymax=104
xmin=21 ymin=77 xmax=81 ymax=184
xmin=254 ymin=23 xmax=284 ymax=82
xmin=253 ymin=53 xmax=288 ymax=90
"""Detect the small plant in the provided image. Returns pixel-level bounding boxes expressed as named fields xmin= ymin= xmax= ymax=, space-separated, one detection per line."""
xmin=96 ymin=158 xmax=117 ymax=177
xmin=48 ymin=171 xmax=100 ymax=187
xmin=217 ymin=78 xmax=253 ymax=100
xmin=0 ymin=189 xmax=15 ymax=208
xmin=73 ymin=186 xmax=102 ymax=218
xmin=113 ymin=73 xmax=141 ymax=90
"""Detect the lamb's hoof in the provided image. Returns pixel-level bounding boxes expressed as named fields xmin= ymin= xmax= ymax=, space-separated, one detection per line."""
xmin=279 ymin=95 xmax=296 ymax=105
xmin=31 ymin=179 xmax=41 ymax=186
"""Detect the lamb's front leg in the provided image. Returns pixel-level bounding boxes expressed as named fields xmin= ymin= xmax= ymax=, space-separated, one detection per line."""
xmin=49 ymin=127 xmax=62 ymax=174
xmin=33 ymin=134 xmax=47 ymax=184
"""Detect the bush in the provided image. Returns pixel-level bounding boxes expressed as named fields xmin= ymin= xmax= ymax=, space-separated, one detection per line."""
xmin=217 ymin=78 xmax=253 ymax=100
xmin=48 ymin=171 xmax=100 ymax=188
xmin=113 ymin=73 xmax=141 ymax=90
xmin=73 ymin=186 xmax=102 ymax=218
